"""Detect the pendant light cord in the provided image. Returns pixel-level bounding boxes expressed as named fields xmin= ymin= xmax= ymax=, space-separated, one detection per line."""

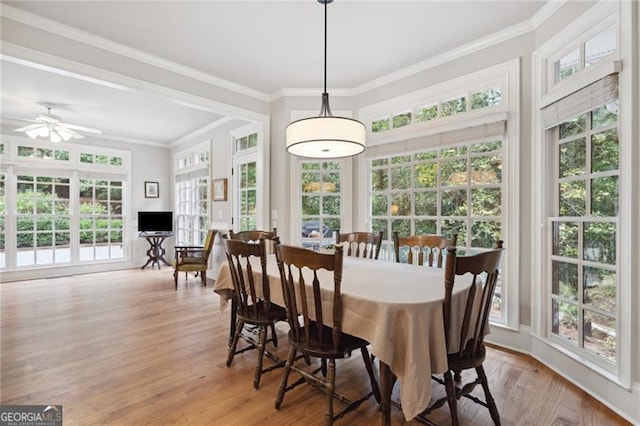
xmin=323 ymin=0 xmax=327 ymax=96
xmin=319 ymin=0 xmax=332 ymax=117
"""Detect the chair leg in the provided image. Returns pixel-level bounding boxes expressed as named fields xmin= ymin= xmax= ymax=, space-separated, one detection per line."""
xmin=270 ymin=323 xmax=278 ymax=347
xmin=226 ymin=320 xmax=244 ymax=367
xmin=254 ymin=325 xmax=267 ymax=389
xmin=444 ymin=371 xmax=459 ymax=426
xmin=361 ymin=346 xmax=381 ymax=403
xmin=174 ymin=270 xmax=178 ymax=290
xmin=201 ymin=271 xmax=207 ymax=286
xmin=476 ymin=365 xmax=501 ymax=425
xmin=325 ymin=358 xmax=336 ymax=426
xmin=275 ymin=347 xmax=297 ymax=409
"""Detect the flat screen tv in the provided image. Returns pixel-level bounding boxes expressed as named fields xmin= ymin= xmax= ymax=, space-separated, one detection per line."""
xmin=138 ymin=211 xmax=173 ymax=234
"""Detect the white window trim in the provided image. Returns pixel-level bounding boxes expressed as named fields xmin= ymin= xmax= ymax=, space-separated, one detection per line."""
xmin=357 ymin=59 xmax=520 ymax=330
xmin=531 ymin=0 xmax=633 ymax=389
xmin=230 ymin=122 xmax=270 ymax=232
xmin=0 ymin=134 xmax=132 ymax=280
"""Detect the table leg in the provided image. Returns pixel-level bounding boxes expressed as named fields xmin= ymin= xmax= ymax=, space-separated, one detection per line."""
xmin=380 ymin=361 xmax=392 ymax=426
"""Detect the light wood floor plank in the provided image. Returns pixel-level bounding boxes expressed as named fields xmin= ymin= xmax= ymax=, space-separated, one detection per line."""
xmin=1 ymin=268 xmax=630 ymax=425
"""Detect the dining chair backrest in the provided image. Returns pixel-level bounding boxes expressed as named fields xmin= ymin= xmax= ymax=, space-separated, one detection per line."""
xmin=229 ymin=228 xmax=278 ymax=253
xmin=443 ymin=240 xmax=504 ymax=361
xmin=394 ymin=232 xmax=457 ymax=267
xmin=223 ymin=237 xmax=273 ymax=320
xmin=335 ymin=230 xmax=383 ymax=260
xmin=275 ymin=243 xmax=345 ymax=352
xmin=200 ymin=229 xmax=217 ymax=260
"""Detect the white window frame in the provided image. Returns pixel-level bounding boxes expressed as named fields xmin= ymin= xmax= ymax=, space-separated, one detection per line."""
xmin=358 ymin=59 xmax=520 ymax=330
xmin=230 ymin=122 xmax=269 ymax=233
xmin=0 ymin=135 xmax=131 ymax=278
xmin=174 ymin=141 xmax=210 ymax=246
xmin=531 ymin=0 xmax=633 ymax=387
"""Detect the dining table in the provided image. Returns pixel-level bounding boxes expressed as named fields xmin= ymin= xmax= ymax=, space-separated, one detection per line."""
xmin=213 ymin=253 xmax=478 ymax=424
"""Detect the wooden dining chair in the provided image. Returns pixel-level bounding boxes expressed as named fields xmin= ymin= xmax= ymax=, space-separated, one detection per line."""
xmin=393 ymin=232 xmax=458 ymax=267
xmin=335 ymin=230 xmax=384 ymax=260
xmin=229 ymin=227 xmax=277 ymax=246
xmin=274 ymin=243 xmax=381 ymax=425
xmin=172 ymin=229 xmax=217 ymax=289
xmin=223 ymin=236 xmax=287 ymax=389
xmin=418 ymin=240 xmax=505 ymax=426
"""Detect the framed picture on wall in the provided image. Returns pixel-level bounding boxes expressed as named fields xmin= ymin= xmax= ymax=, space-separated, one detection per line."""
xmin=144 ymin=181 xmax=159 ymax=198
xmin=212 ymin=178 xmax=227 ymax=201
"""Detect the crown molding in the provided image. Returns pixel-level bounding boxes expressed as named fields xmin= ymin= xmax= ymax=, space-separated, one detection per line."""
xmin=2 ymin=2 xmax=568 ymax=103
xmin=1 ymin=4 xmax=271 ymax=103
xmin=170 ymin=116 xmax=236 ymax=147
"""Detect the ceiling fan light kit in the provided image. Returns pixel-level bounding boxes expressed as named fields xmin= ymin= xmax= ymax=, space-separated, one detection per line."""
xmin=285 ymin=0 xmax=366 ymax=159
xmin=13 ymin=107 xmax=102 ymax=143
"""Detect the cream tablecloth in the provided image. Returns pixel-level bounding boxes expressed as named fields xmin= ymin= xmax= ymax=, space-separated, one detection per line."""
xmin=214 ymin=254 xmax=476 ymax=421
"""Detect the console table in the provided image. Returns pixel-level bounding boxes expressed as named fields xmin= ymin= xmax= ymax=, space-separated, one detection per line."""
xmin=139 ymin=232 xmax=173 ymax=270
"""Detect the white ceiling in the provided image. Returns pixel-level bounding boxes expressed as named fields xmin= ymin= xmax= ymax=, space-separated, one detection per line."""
xmin=1 ymin=0 xmax=549 ymax=146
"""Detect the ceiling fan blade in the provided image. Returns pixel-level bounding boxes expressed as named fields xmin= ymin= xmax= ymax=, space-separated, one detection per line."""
xmin=63 ymin=123 xmax=103 ymax=134
xmin=60 ymin=126 xmax=85 ymax=140
xmin=14 ymin=123 xmax=45 ymax=132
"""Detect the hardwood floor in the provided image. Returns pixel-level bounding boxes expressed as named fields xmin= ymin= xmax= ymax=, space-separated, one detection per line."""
xmin=1 ymin=268 xmax=629 ymax=425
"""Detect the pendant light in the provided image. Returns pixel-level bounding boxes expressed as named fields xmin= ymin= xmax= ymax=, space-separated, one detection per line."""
xmin=285 ymin=0 xmax=366 ymax=159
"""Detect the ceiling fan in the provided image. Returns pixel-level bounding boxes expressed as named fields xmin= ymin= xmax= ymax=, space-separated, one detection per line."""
xmin=13 ymin=107 xmax=102 ymax=143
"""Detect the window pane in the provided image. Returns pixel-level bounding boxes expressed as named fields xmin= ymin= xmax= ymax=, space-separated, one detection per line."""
xmin=552 ymin=261 xmax=578 ymax=300
xmin=591 ymin=129 xmax=619 ymax=173
xmin=583 ymin=222 xmax=616 ymax=265
xmin=559 ymin=138 xmax=586 ymax=177
xmin=583 ymin=310 xmax=616 ymax=361
xmin=471 ymin=155 xmax=501 ymax=184
xmin=553 ymin=221 xmax=579 ymax=258
xmin=371 ymin=169 xmax=388 ymax=191
xmin=555 ymin=48 xmax=580 ymax=83
xmin=441 ymin=159 xmax=467 ymax=186
xmin=591 ymin=176 xmax=618 ymax=216
xmin=552 ymin=299 xmax=578 ymax=343
xmin=441 ymin=96 xmax=466 ymax=117
xmin=441 ymin=189 xmax=467 ymax=216
xmin=415 ymin=219 xmax=437 ymax=234
xmin=322 ymin=195 xmax=340 ymax=215
xmin=559 ymin=115 xmax=586 ymax=139
xmin=471 ymin=188 xmax=501 ymax=216
xmin=559 ymin=181 xmax=586 ymax=216
xmin=584 ymin=266 xmax=616 ymax=312
xmin=592 ymin=102 xmax=618 ymax=129
xmin=414 ymin=163 xmax=438 ymax=188
xmin=372 ymin=118 xmax=390 ymax=133
xmin=585 ymin=26 xmax=616 ymax=68
xmin=391 ymin=193 xmax=411 ymax=216
xmin=415 ymin=191 xmax=437 ymax=216
xmin=470 ymin=220 xmax=501 ymax=248
xmin=371 ymin=194 xmax=388 ymax=216
xmin=470 ymin=88 xmax=502 ymax=110
xmin=391 ymin=166 xmax=411 ymax=190
xmin=392 ymin=111 xmax=412 ymax=128
xmin=415 ymin=104 xmax=438 ymax=122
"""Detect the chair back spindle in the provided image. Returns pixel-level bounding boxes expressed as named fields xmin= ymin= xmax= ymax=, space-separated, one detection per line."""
xmin=335 ymin=231 xmax=383 ymax=260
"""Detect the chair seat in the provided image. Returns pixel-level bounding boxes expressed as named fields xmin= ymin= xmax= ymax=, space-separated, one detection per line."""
xmin=447 ymin=344 xmax=487 ymax=371
xmin=288 ymin=323 xmax=371 ymax=359
xmin=238 ymin=301 xmax=287 ymax=325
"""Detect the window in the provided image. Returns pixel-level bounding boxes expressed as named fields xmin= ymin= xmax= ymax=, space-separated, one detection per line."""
xmin=548 ymin=101 xmax=619 ymax=363
xmin=369 ymin=139 xmax=504 ymax=316
xmin=15 ymin=174 xmax=71 ymax=266
xmin=175 ymin=175 xmax=209 ymax=245
xmin=368 ymin=84 xmax=502 ymax=134
xmin=78 ymin=179 xmax=124 ymax=261
xmin=551 ymin=24 xmax=617 ymax=85
xmin=1 ymin=138 xmax=130 ymax=274
xmin=300 ymin=161 xmax=342 ymax=250
xmin=174 ymin=143 xmax=210 ymax=245
xmin=236 ymin=161 xmax=257 ymax=231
